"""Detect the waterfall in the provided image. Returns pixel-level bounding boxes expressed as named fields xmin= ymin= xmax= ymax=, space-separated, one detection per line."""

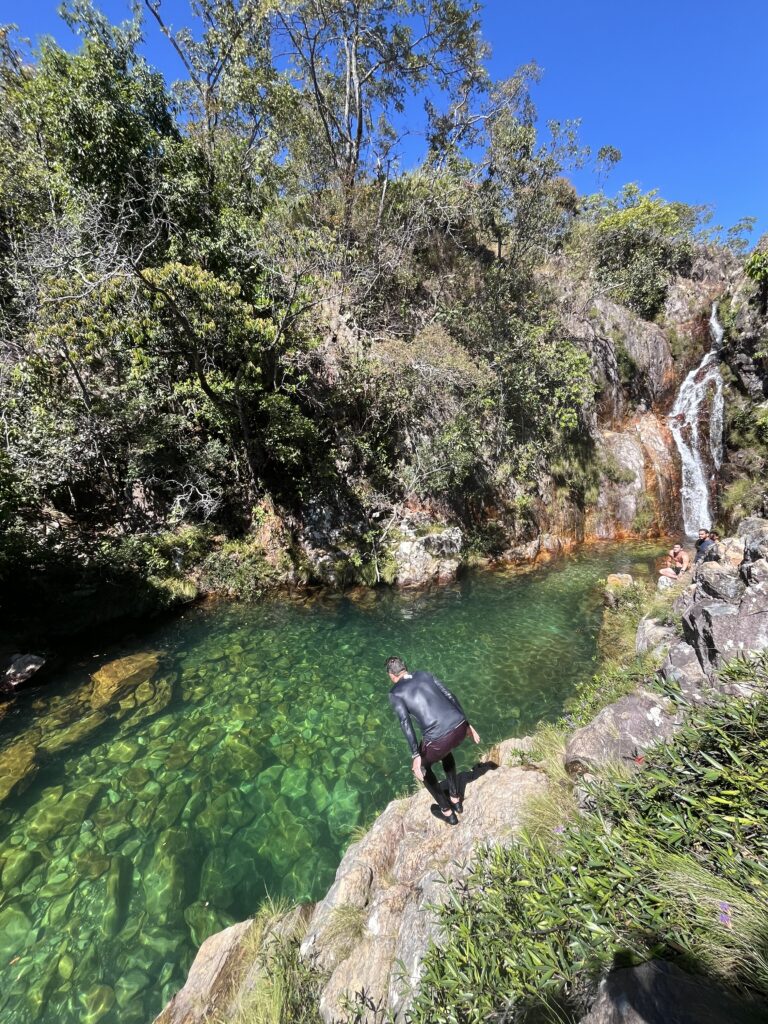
xmin=668 ymin=303 xmax=725 ymax=536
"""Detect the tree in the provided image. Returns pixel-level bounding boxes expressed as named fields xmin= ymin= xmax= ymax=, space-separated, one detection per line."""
xmin=272 ymin=0 xmax=486 ymax=230
xmin=583 ymin=183 xmax=702 ymax=319
xmin=475 ymin=66 xmax=586 ymax=268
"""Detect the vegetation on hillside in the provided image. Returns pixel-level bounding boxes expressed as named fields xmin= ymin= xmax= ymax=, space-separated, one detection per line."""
xmin=0 ymin=2 xmax=744 ymax=638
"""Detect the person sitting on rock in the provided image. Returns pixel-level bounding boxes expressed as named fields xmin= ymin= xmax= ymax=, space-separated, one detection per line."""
xmin=660 ymin=544 xmax=690 ymax=580
xmin=386 ymin=656 xmax=480 ymax=826
xmin=694 ymin=528 xmax=715 ymax=564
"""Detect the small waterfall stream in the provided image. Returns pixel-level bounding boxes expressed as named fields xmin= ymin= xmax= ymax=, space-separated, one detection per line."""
xmin=668 ymin=303 xmax=725 ymax=536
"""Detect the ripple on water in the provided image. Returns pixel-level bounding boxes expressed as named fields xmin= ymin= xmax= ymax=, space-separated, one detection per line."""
xmin=0 ymin=542 xmax=663 ymax=1024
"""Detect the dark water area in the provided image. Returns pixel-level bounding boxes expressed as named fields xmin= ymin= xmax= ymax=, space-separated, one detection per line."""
xmin=0 ymin=542 xmax=664 ymax=1024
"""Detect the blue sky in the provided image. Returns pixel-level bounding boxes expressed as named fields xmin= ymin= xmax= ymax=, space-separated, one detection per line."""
xmin=11 ymin=1 xmax=767 ymax=245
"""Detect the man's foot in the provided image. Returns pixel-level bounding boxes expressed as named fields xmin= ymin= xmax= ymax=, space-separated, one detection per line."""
xmin=450 ymin=795 xmax=464 ymax=814
xmin=430 ymin=804 xmax=458 ymax=826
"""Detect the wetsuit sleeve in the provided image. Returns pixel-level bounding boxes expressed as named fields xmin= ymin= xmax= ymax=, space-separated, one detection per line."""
xmin=433 ymin=677 xmax=468 ymax=722
xmin=389 ymin=692 xmax=420 ymax=759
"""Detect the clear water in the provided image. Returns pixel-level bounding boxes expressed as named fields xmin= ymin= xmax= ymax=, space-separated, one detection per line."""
xmin=0 ymin=543 xmax=662 ymax=1024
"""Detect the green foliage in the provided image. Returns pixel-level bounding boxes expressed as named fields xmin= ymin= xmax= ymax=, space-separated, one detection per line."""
xmin=598 ymin=451 xmax=637 ymax=486
xmin=411 ymin=692 xmax=768 ymax=1023
xmin=721 ymin=477 xmax=767 ymax=521
xmin=719 ymin=389 xmax=768 ymax=526
xmin=582 ymin=184 xmax=701 ymax=320
xmin=745 ymin=250 xmax=768 ymax=286
xmin=632 ymin=493 xmax=656 ymax=534
xmin=222 ymin=902 xmax=324 ymax=1024
xmin=199 ymin=539 xmax=286 ymax=601
xmin=565 ymin=658 xmax=658 ymax=729
xmin=0 ymin=0 xmax=741 ymax=629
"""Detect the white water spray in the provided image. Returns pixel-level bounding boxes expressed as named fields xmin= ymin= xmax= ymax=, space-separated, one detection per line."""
xmin=668 ymin=303 xmax=725 ymax=536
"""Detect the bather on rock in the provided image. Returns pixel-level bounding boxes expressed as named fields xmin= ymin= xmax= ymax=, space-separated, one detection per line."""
xmin=659 ymin=544 xmax=690 ymax=581
xmin=694 ymin=527 xmax=715 ymax=564
xmin=386 ymin=656 xmax=480 ymax=826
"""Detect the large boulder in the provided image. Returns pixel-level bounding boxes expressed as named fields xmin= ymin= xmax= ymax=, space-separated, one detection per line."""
xmin=300 ymin=755 xmax=548 ymax=1022
xmin=659 ymin=641 xmax=708 ymax=700
xmin=579 ymin=959 xmax=766 ymax=1024
xmin=565 ymin=691 xmax=680 ymax=775
xmin=2 ymin=654 xmax=46 ymax=692
xmin=391 ymin=527 xmax=463 ymax=587
xmin=743 ymin=558 xmax=768 ymax=586
xmin=683 ymin=585 xmax=768 ymax=674
xmin=718 ymin=534 xmax=745 ymax=569
xmin=738 ymin=516 xmax=768 ymax=562
xmin=695 ymin=560 xmax=746 ymax=604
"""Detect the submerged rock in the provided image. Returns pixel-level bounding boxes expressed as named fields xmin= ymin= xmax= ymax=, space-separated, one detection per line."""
xmin=90 ymin=651 xmax=161 ymax=709
xmin=0 ymin=739 xmax=38 ymax=803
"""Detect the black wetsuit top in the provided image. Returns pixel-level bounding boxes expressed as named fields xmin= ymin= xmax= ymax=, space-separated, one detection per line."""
xmin=695 ymin=538 xmax=715 ymax=564
xmin=388 ymin=671 xmax=467 ymax=759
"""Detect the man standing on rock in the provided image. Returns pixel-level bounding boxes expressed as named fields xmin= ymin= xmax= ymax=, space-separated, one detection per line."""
xmin=386 ymin=656 xmax=480 ymax=826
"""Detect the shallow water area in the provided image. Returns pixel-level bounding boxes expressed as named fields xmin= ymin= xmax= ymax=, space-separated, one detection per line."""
xmin=0 ymin=542 xmax=663 ymax=1024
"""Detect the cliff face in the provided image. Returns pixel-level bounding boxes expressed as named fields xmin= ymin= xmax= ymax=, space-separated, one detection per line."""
xmin=155 ymin=516 xmax=768 ymax=1024
xmin=293 ymin=259 xmax=734 ymax=592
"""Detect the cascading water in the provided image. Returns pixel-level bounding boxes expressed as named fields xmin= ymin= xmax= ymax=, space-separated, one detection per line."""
xmin=668 ymin=302 xmax=725 ymax=536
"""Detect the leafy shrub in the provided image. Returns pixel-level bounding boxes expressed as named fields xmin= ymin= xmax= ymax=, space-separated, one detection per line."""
xmin=632 ymin=493 xmax=656 ymax=534
xmin=411 ymin=692 xmax=768 ymax=1023
xmin=721 ymin=477 xmax=767 ymax=521
xmin=199 ymin=539 xmax=284 ymax=600
xmin=583 ymin=185 xmax=700 ymax=320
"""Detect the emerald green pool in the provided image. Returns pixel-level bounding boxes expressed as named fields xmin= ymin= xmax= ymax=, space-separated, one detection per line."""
xmin=0 ymin=543 xmax=662 ymax=1024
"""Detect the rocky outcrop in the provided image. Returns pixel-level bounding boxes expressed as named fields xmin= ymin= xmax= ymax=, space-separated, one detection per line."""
xmin=656 ymin=520 xmax=768 ymax=693
xmin=579 ymin=959 xmax=765 ymax=1024
xmin=565 ymin=691 xmax=680 ymax=775
xmin=302 ymin=757 xmax=546 ymax=1022
xmin=2 ymin=653 xmax=46 ymax=692
xmin=587 ymin=413 xmax=680 ymax=538
xmin=389 ymin=526 xmax=463 ymax=587
xmin=155 ymin=905 xmax=312 ymax=1024
xmin=555 ymin=281 xmax=675 ymax=420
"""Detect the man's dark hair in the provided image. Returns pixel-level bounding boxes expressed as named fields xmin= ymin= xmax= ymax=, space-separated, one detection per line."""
xmin=386 ymin=656 xmax=407 ymax=675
